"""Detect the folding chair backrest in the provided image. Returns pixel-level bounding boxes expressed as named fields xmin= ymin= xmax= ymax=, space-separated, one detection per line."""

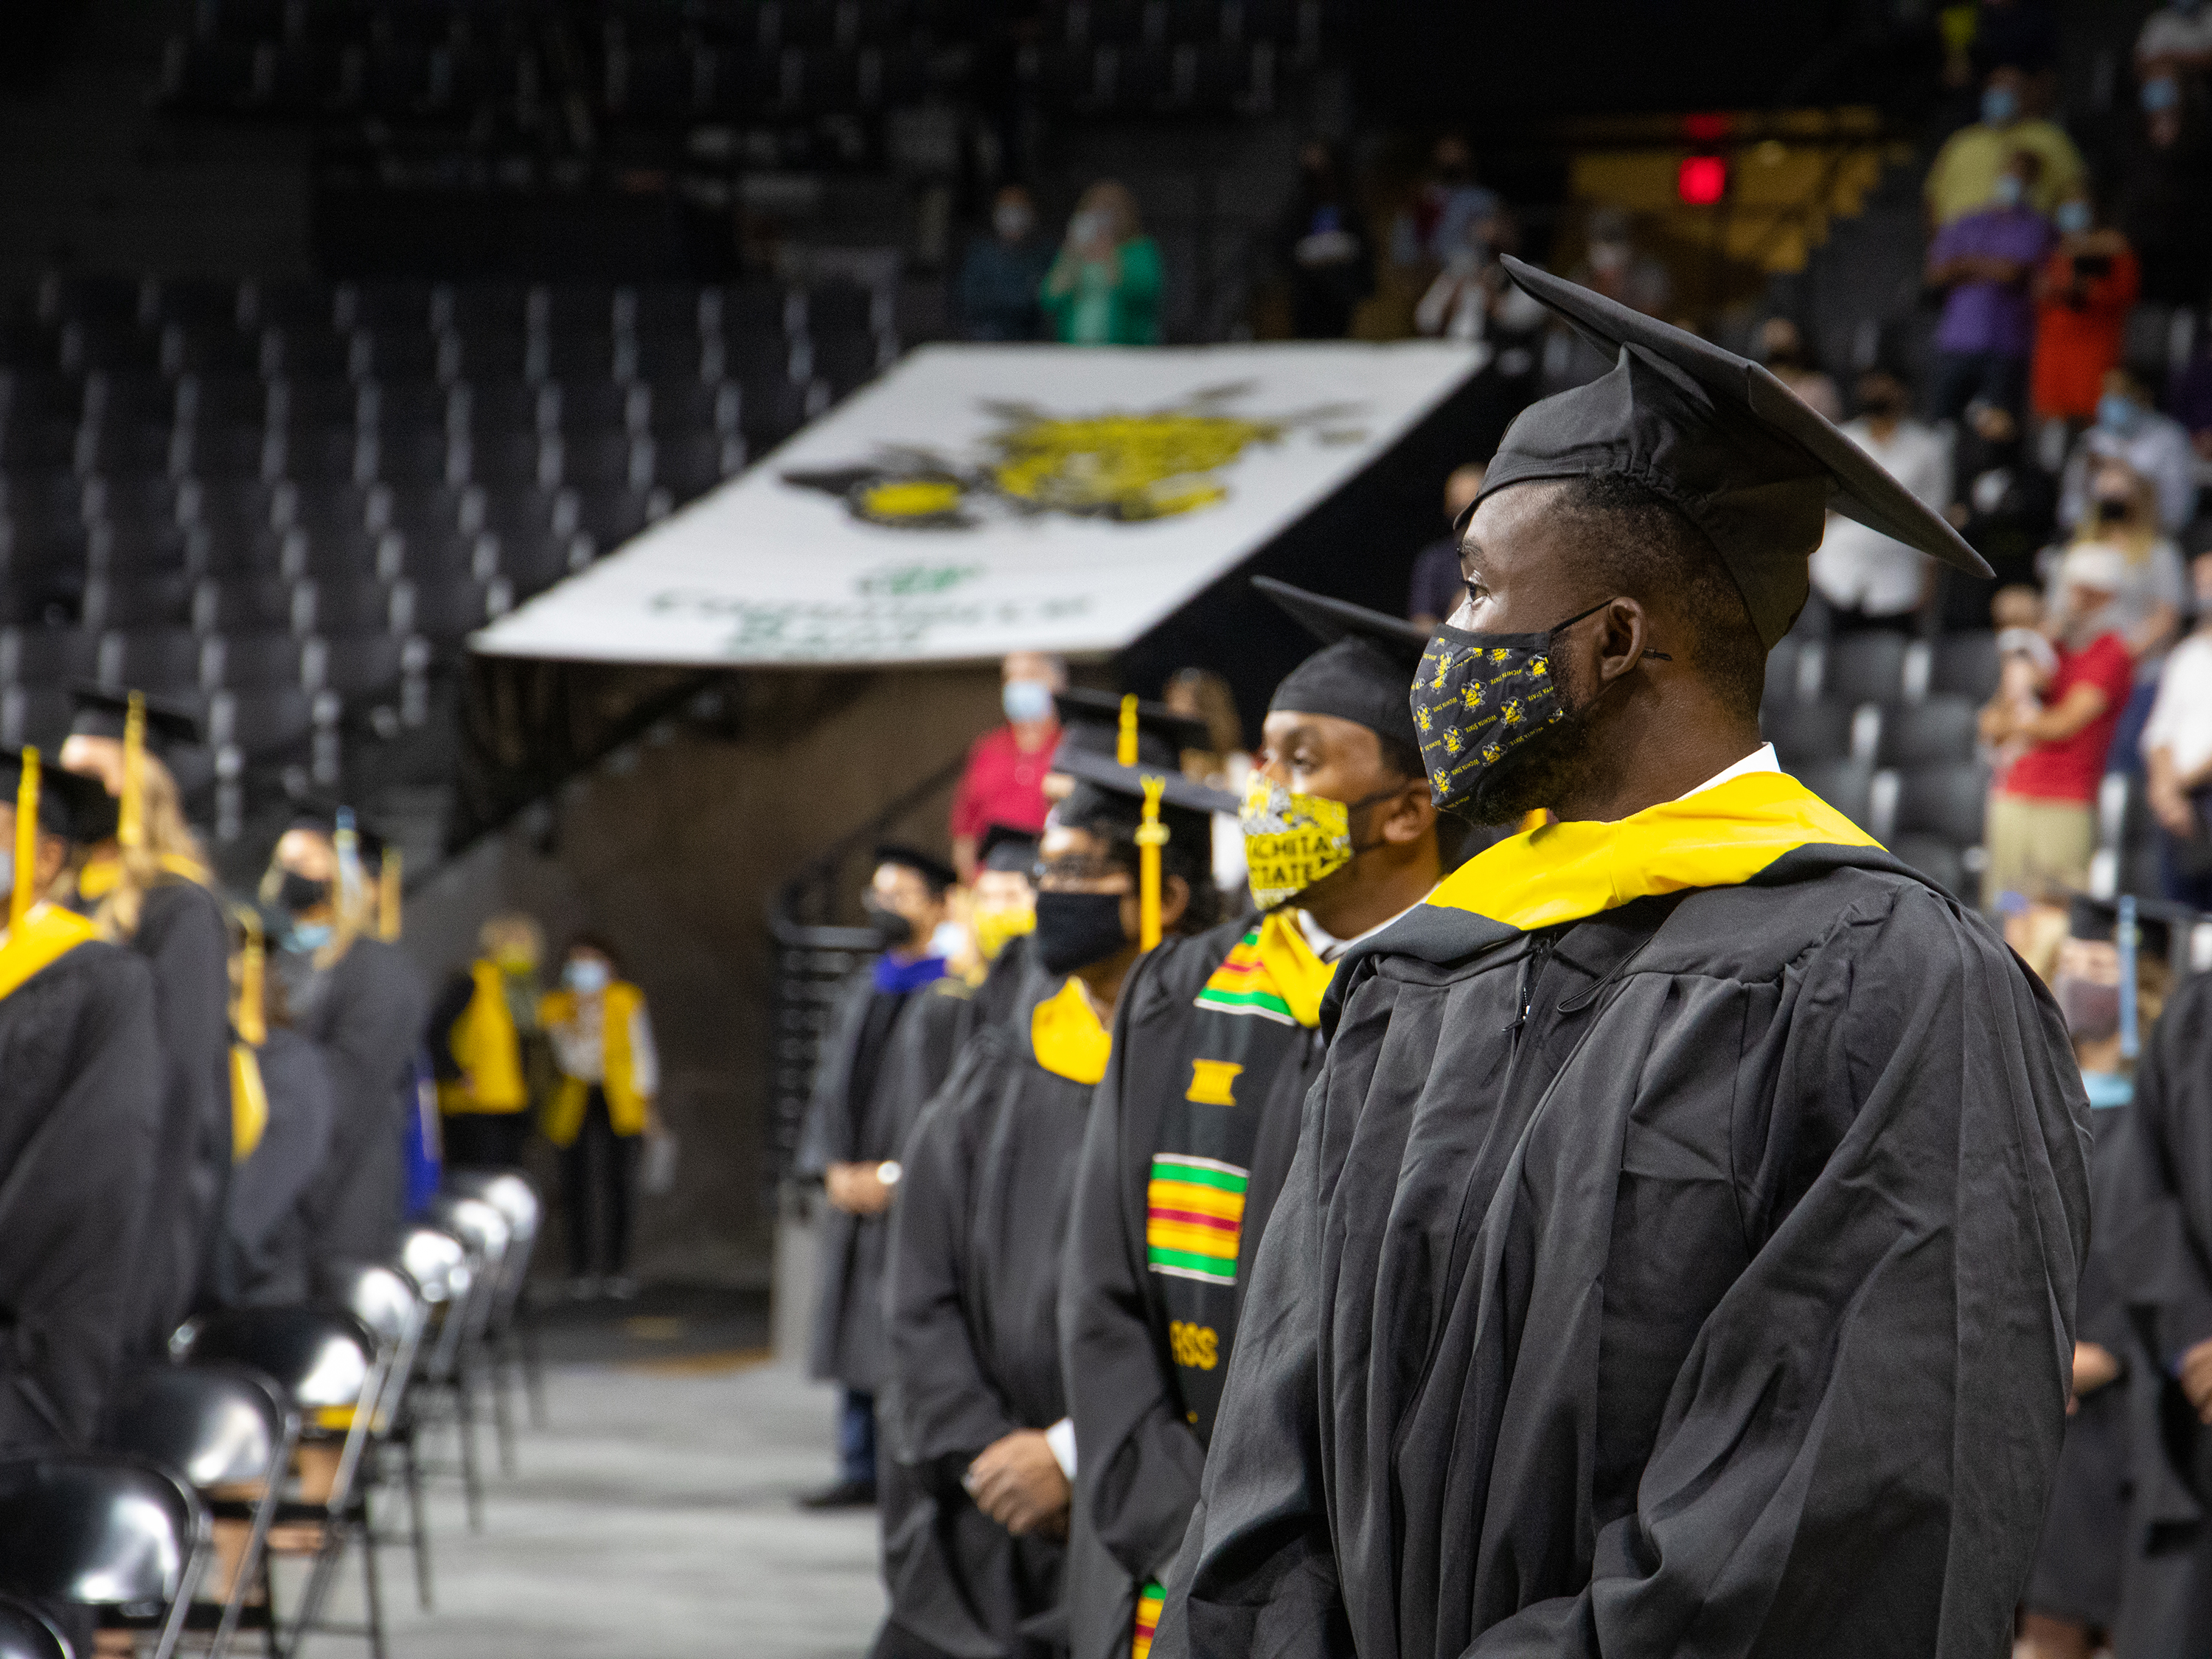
xmin=321 ymin=1263 xmax=426 ymax=1425
xmin=446 ymin=1172 xmax=541 ymax=1318
xmin=0 ymin=1453 xmax=202 ymax=1609
xmin=399 ymin=1225 xmax=470 ymax=1309
xmin=0 ymin=1595 xmax=70 ymax=1659
xmin=175 ymin=1307 xmax=382 ymax=1509
xmin=106 ymin=1365 xmax=293 ymax=1493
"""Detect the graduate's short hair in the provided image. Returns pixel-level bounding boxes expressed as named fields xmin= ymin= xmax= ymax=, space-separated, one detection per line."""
xmin=1554 ymin=473 xmax=1767 ymax=723
xmin=1051 ymin=793 xmax=1222 ymax=935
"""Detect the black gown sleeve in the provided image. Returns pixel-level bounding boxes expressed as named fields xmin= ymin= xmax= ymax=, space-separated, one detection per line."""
xmin=1062 ymin=950 xmax=1207 ymax=1587
xmin=425 ymin=970 xmax=474 ymax=1084
xmin=227 ymin=1029 xmax=337 ymax=1277
xmin=797 ymin=971 xmax=872 ymax=1180
xmin=2096 ymin=972 xmax=2212 ymax=1371
xmin=0 ymin=950 xmax=164 ymax=1451
xmin=1461 ymin=891 xmax=2087 ymax=1658
xmin=885 ymin=1035 xmax=1023 ymax=1486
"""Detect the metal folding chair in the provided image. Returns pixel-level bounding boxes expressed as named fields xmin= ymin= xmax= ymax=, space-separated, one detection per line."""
xmin=445 ymin=1169 xmax=547 ymax=1458
xmin=421 ymin=1194 xmax=511 ymax=1532
xmin=322 ymin=1265 xmax=429 ymax=1618
xmin=391 ymin=1225 xmax=470 ymax=1610
xmin=0 ymin=1453 xmax=209 ymax=1659
xmin=176 ymin=1307 xmax=386 ymax=1659
xmin=0 ymin=1594 xmax=72 ymax=1659
xmin=105 ymin=1363 xmax=297 ymax=1659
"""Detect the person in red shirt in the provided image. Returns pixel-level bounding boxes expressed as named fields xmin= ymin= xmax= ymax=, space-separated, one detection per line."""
xmin=2031 ymin=192 xmax=2141 ymax=427
xmin=1980 ymin=541 xmax=2136 ymax=908
xmin=950 ymin=652 xmax=1065 ymax=880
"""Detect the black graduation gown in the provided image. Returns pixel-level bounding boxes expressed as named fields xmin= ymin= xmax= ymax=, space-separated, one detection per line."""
xmin=800 ymin=962 xmax=953 ymax=1392
xmin=222 ymin=1026 xmax=338 ymax=1306
xmin=880 ymin=959 xmax=1097 ymax=1659
xmin=293 ymin=936 xmax=429 ymax=1274
xmin=1060 ymin=913 xmax=1324 ymax=1659
xmin=2093 ymin=970 xmax=2212 ymax=1657
xmin=0 ymin=938 xmax=162 ymax=1450
xmin=114 ymin=876 xmax=234 ymax=1352
xmin=2022 ymin=1095 xmax=2133 ymax=1631
xmin=1154 ymin=849 xmax=2089 ymax=1659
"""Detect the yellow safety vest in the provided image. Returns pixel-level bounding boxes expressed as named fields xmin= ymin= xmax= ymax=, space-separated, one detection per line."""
xmin=437 ymin=960 xmax=530 ymax=1116
xmin=538 ymin=981 xmax=650 ymax=1144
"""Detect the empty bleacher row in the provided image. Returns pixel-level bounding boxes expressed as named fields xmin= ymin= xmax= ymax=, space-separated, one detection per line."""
xmin=159 ymin=0 xmax=1326 ymax=125
xmin=0 ymin=271 xmax=901 ymax=838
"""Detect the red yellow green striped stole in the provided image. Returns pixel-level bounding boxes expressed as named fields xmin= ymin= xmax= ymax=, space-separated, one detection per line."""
xmin=1190 ymin=908 xmax=1334 ymax=1029
xmin=1147 ymin=1153 xmax=1248 ymax=1285
xmin=1132 ymin=1579 xmax=1164 ymax=1659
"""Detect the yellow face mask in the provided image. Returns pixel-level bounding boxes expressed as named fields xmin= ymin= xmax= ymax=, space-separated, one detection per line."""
xmin=1240 ymin=773 xmax=1353 ymax=911
xmin=494 ymin=948 xmax=537 ymax=975
xmin=972 ymin=903 xmax=1036 ymax=962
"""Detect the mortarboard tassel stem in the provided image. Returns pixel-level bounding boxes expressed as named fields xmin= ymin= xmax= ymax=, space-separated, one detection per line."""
xmin=1118 ymin=694 xmax=1139 ymax=768
xmin=1136 ymin=774 xmax=1167 ymax=951
xmin=378 ymin=849 xmax=403 ymax=942
xmin=10 ymin=747 xmax=38 ymax=932
xmin=117 ymin=692 xmax=147 ymax=851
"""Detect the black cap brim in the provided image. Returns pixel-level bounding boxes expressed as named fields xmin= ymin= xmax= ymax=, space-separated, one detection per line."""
xmin=0 ymin=748 xmax=119 ymax=843
xmin=1051 ymin=748 xmax=1239 ymax=816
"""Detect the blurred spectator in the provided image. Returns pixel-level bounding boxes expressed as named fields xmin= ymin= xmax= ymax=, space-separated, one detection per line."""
xmin=2051 ymin=459 xmax=2188 ymax=781
xmin=2141 ymin=552 xmax=2212 ymax=905
xmin=542 ymin=935 xmax=658 ymax=1301
xmin=2058 ymin=368 xmax=2199 ymax=534
xmin=1924 ymin=65 xmax=2085 ymax=223
xmin=956 ymin=184 xmax=1054 ymax=342
xmin=1925 ymin=150 xmax=2055 ymax=420
xmin=1946 ymin=401 xmax=2059 ymax=626
xmin=1407 ymin=463 xmax=1489 ymax=631
xmin=1388 ymin=133 xmax=1500 ymax=274
xmin=1275 ymin=141 xmax=1374 ymax=341
xmin=2137 ymin=0 xmax=2212 ymax=79
xmin=1757 ymin=317 xmax=1843 ymax=422
xmin=1162 ymin=667 xmax=1253 ymax=897
xmin=949 ymin=652 xmax=1065 ymax=880
xmin=2031 ymin=192 xmax=2139 ymax=430
xmin=1569 ymin=206 xmax=1673 ymax=318
xmin=1979 ymin=542 xmax=2136 ymax=908
xmin=1413 ymin=206 xmax=1548 ymax=353
xmin=1041 ymin=181 xmax=1163 ymax=346
xmin=1810 ymin=367 xmax=1952 ymax=627
xmin=2115 ymin=71 xmax=2212 ymax=304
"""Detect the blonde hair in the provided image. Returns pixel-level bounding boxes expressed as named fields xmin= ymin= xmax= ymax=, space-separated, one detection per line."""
xmin=94 ymin=755 xmax=212 ymax=942
xmin=1164 ymin=668 xmax=1245 ymax=780
xmin=480 ymin=912 xmax=543 ymax=963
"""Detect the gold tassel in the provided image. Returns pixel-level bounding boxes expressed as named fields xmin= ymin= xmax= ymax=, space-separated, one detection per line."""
xmin=234 ymin=907 xmax=267 ymax=1046
xmin=10 ymin=747 xmax=38 ymax=932
xmin=378 ymin=849 xmax=403 ymax=942
xmin=117 ymin=691 xmax=147 ymax=850
xmin=1117 ymin=693 xmax=1138 ymax=768
xmin=1136 ymin=774 xmax=1167 ymax=950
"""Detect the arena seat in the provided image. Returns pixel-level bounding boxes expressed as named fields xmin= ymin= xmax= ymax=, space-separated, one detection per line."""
xmin=1930 ymin=629 xmax=2000 ymax=702
xmin=1874 ymin=694 xmax=1980 ymax=768
xmin=1794 ymin=757 xmax=1876 ymax=832
xmin=1823 ymin=630 xmax=1913 ymax=706
xmin=1763 ymin=695 xmax=1855 ymax=768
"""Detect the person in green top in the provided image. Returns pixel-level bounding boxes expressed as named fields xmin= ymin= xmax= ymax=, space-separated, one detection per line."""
xmin=1043 ymin=180 xmax=1164 ymax=346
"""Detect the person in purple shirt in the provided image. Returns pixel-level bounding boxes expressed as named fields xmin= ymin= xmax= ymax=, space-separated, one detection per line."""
xmin=1926 ymin=150 xmax=2058 ymax=420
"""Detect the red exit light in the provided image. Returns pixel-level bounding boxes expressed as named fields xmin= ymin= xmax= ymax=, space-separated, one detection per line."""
xmin=1677 ymin=153 xmax=1728 ymax=205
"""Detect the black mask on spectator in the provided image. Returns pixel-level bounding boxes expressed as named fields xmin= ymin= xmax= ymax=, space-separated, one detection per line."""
xmin=2054 ymin=973 xmax=2121 ymax=1041
xmin=2096 ymin=495 xmax=2131 ymax=524
xmin=1859 ymin=389 xmax=1902 ymax=418
xmin=1033 ymin=890 xmax=1131 ymax=975
xmin=861 ymin=898 xmax=915 ymax=949
xmin=278 ymin=871 xmax=331 ymax=914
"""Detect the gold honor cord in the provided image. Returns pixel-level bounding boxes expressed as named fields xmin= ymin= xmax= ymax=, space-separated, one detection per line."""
xmin=117 ymin=691 xmax=147 ymax=851
xmin=1118 ymin=693 xmax=1139 ymax=767
xmin=378 ymin=849 xmax=403 ymax=942
xmin=1137 ymin=773 xmax=1168 ymax=950
xmin=234 ymin=905 xmax=268 ymax=1046
xmin=10 ymin=747 xmax=38 ymax=931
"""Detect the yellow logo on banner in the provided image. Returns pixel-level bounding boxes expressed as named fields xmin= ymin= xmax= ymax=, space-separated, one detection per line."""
xmin=1185 ymin=1059 xmax=1243 ymax=1106
xmin=1239 ymin=774 xmax=1352 ymax=910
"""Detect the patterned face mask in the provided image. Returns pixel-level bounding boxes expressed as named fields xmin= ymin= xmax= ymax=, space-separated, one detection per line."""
xmin=1411 ymin=599 xmax=1666 ymax=815
xmin=1239 ymin=774 xmax=1351 ymax=910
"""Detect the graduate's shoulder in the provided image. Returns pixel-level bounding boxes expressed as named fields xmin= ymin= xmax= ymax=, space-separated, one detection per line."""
xmin=1127 ymin=912 xmax=1254 ymax=1016
xmin=0 ymin=933 xmax=156 ymax=1035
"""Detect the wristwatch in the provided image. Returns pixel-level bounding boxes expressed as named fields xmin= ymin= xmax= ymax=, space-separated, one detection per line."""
xmin=876 ymin=1160 xmax=903 ymax=1187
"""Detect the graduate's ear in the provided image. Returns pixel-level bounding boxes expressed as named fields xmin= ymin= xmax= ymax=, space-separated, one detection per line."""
xmin=1159 ymin=874 xmax=1191 ymax=934
xmin=35 ymin=833 xmax=69 ymax=892
xmin=1585 ymin=597 xmax=1654 ymax=692
xmin=1376 ymin=774 xmax=1435 ymax=846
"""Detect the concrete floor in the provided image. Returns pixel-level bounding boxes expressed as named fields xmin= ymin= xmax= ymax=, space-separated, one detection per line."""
xmin=297 ymin=1352 xmax=885 ymax=1659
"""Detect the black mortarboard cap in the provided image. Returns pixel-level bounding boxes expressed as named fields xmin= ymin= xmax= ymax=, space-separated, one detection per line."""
xmin=1475 ymin=257 xmax=1991 ymax=650
xmin=0 ymin=748 xmax=119 ymax=842
xmin=2067 ymin=894 xmax=2115 ymax=942
xmin=1051 ymin=749 xmax=1232 ymax=872
xmin=978 ymin=824 xmax=1039 ymax=874
xmin=287 ymin=802 xmax=386 ymax=866
xmin=1052 ymin=688 xmax=1209 ymax=772
xmin=1254 ymin=576 xmax=1427 ymax=754
xmin=874 ymin=842 xmax=959 ymax=893
xmin=69 ymin=685 xmax=207 ymax=756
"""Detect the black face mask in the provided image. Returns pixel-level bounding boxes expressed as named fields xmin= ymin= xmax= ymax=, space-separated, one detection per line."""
xmin=1033 ymin=890 xmax=1132 ymax=975
xmin=861 ymin=897 xmax=915 ymax=949
xmin=278 ymin=869 xmax=331 ymax=914
xmin=1411 ymin=599 xmax=1669 ymax=817
xmin=2096 ymin=496 xmax=2131 ymax=524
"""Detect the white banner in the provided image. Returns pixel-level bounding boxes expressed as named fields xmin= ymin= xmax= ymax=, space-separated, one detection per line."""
xmin=470 ymin=341 xmax=1481 ymax=667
